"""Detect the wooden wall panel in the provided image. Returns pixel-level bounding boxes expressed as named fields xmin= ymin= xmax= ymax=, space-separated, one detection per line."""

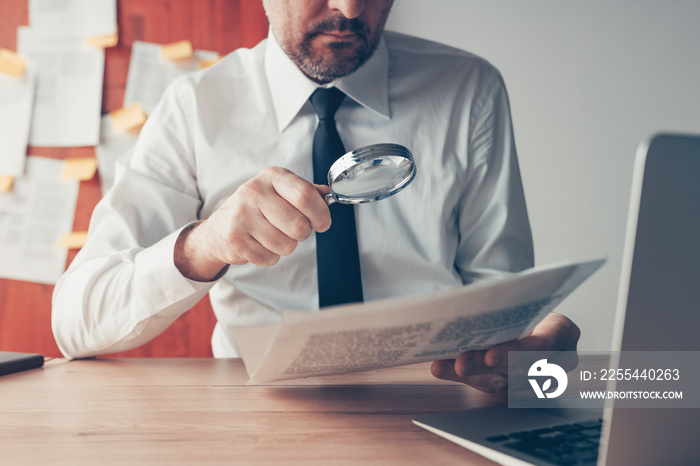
xmin=0 ymin=0 xmax=269 ymax=357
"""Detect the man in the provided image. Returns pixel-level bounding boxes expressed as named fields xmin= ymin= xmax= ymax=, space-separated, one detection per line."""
xmin=52 ymin=0 xmax=580 ymax=394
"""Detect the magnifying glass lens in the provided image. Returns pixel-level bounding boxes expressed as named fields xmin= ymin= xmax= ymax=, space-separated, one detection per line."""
xmin=332 ymin=156 xmax=413 ymax=197
xmin=324 ymin=143 xmax=416 ymax=205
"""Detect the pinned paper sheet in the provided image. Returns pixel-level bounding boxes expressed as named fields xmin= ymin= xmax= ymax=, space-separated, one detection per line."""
xmin=55 ymin=231 xmax=88 ymax=249
xmin=0 ymin=176 xmax=13 ymax=193
xmin=160 ymin=40 xmax=193 ymax=61
xmin=124 ymin=41 xmax=218 ymax=114
xmin=96 ymin=114 xmax=138 ymax=195
xmin=199 ymin=56 xmax=223 ymax=70
xmin=86 ymin=32 xmax=119 ymax=49
xmin=29 ymin=0 xmax=117 ymax=39
xmin=0 ymin=62 xmax=35 ymax=177
xmin=109 ymin=102 xmax=147 ymax=133
xmin=0 ymin=48 xmax=27 ymax=76
xmin=18 ymin=27 xmax=104 ymax=147
xmin=0 ymin=156 xmax=79 ymax=284
xmin=60 ymin=158 xmax=98 ymax=181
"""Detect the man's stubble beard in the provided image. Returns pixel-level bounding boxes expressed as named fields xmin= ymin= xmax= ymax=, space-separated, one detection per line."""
xmin=282 ymin=9 xmax=391 ymax=83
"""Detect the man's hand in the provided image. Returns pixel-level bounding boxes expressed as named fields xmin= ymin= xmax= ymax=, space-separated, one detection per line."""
xmin=175 ymin=167 xmax=331 ymax=281
xmin=430 ymin=313 xmax=581 ymax=395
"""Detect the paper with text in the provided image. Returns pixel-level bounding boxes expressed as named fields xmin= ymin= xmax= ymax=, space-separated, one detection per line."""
xmin=17 ymin=27 xmax=104 ymax=147
xmin=234 ymin=259 xmax=605 ymax=384
xmin=28 ymin=0 xmax=117 ymax=39
xmin=0 ymin=63 xmax=36 ymax=177
xmin=0 ymin=156 xmax=79 ymax=284
xmin=124 ymin=41 xmax=219 ymax=114
xmin=95 ymin=115 xmax=139 ymax=195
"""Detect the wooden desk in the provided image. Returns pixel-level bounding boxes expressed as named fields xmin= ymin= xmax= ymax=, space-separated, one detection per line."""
xmin=0 ymin=358 xmax=504 ymax=465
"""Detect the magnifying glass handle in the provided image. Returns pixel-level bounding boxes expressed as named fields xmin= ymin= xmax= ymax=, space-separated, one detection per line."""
xmin=324 ymin=193 xmax=337 ymax=206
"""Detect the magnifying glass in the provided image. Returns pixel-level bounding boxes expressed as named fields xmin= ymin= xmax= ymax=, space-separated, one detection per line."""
xmin=324 ymin=143 xmax=416 ymax=205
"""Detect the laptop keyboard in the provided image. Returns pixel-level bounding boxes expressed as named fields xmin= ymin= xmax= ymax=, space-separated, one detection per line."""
xmin=485 ymin=418 xmax=603 ymax=465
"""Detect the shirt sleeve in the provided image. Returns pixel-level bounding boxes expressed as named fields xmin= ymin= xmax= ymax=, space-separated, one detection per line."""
xmin=52 ymin=77 xmax=216 ymax=359
xmin=455 ymin=69 xmax=535 ymax=284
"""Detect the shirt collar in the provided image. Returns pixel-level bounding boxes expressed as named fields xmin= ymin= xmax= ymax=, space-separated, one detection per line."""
xmin=264 ymin=29 xmax=390 ymax=132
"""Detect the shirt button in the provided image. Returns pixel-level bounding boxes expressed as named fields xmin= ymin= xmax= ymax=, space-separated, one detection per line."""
xmin=161 ymin=287 xmax=175 ymax=301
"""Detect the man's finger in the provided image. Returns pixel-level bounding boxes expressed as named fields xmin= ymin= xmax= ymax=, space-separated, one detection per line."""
xmin=457 ymin=373 xmax=509 ymax=395
xmin=257 ymin=194 xmax=315 ymax=244
xmin=431 ymin=359 xmax=458 ymax=380
xmin=484 ymin=313 xmax=581 ymax=368
xmin=431 ymin=360 xmax=508 ymax=394
xmin=267 ymin=167 xmax=331 ymax=233
xmin=455 ymin=350 xmax=489 ymax=376
xmin=248 ymin=210 xmax=301 ymax=257
xmin=314 ymin=184 xmax=331 ymax=197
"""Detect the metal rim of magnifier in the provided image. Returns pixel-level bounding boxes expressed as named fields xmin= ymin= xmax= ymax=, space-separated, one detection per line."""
xmin=326 ymin=143 xmax=416 ymax=205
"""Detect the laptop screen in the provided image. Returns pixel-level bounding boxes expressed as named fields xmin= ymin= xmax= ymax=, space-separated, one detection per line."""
xmin=602 ymin=133 xmax=700 ymax=465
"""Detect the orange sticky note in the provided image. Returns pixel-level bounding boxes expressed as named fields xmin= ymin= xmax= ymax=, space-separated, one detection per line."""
xmin=55 ymin=231 xmax=89 ymax=249
xmin=109 ymin=102 xmax=147 ymax=133
xmin=0 ymin=48 xmax=27 ymax=77
xmin=60 ymin=158 xmax=98 ymax=181
xmin=0 ymin=176 xmax=13 ymax=193
xmin=198 ymin=56 xmax=223 ymax=70
xmin=160 ymin=40 xmax=193 ymax=61
xmin=86 ymin=33 xmax=119 ymax=49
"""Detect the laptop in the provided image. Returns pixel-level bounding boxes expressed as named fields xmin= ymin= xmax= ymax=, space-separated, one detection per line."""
xmin=413 ymin=133 xmax=700 ymax=465
xmin=0 ymin=351 xmax=44 ymax=376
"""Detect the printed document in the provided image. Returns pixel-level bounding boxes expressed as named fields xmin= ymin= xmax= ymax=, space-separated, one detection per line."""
xmin=0 ymin=64 xmax=36 ymax=177
xmin=95 ymin=115 xmax=139 ymax=195
xmin=28 ymin=0 xmax=117 ymax=39
xmin=234 ymin=259 xmax=605 ymax=384
xmin=124 ymin=41 xmax=219 ymax=114
xmin=17 ymin=27 xmax=104 ymax=147
xmin=0 ymin=156 xmax=79 ymax=284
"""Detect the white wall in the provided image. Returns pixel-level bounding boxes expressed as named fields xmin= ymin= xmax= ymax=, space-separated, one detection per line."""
xmin=386 ymin=0 xmax=700 ymax=351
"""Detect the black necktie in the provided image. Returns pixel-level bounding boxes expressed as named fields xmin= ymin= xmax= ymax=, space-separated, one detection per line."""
xmin=310 ymin=87 xmax=364 ymax=308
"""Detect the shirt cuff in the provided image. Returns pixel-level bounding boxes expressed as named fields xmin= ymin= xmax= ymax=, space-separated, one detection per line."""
xmin=132 ymin=225 xmax=219 ymax=321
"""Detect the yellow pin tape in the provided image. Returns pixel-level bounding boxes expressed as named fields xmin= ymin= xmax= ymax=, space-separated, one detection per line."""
xmin=59 ymin=158 xmax=98 ymax=181
xmin=0 ymin=176 xmax=14 ymax=193
xmin=109 ymin=102 xmax=147 ymax=133
xmin=198 ymin=56 xmax=223 ymax=70
xmin=0 ymin=48 xmax=27 ymax=77
xmin=160 ymin=40 xmax=193 ymax=61
xmin=55 ymin=231 xmax=89 ymax=249
xmin=85 ymin=33 xmax=119 ymax=49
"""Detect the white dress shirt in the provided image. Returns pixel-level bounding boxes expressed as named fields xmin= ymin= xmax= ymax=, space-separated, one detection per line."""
xmin=52 ymin=31 xmax=534 ymax=359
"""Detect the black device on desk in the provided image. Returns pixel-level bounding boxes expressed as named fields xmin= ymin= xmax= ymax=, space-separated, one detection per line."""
xmin=414 ymin=133 xmax=700 ymax=465
xmin=0 ymin=351 xmax=44 ymax=376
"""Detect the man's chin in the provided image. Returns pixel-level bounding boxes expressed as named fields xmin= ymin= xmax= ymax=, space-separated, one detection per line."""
xmin=293 ymin=37 xmax=374 ymax=82
xmin=308 ymin=48 xmax=362 ymax=72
